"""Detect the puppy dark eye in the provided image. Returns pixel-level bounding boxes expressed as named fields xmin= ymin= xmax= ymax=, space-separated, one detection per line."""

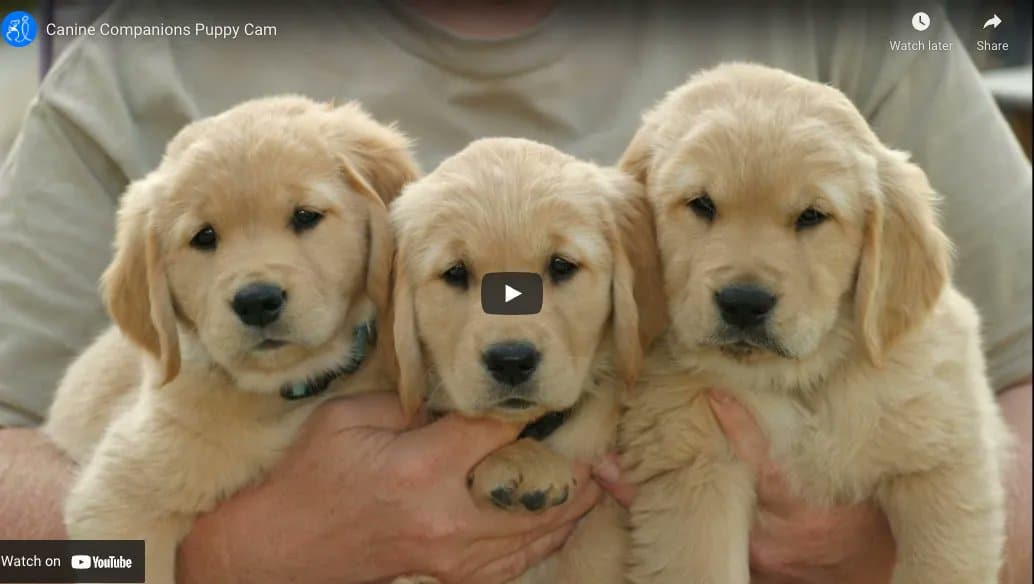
xmin=548 ymin=256 xmax=578 ymax=284
xmin=291 ymin=208 xmax=324 ymax=232
xmin=442 ymin=262 xmax=469 ymax=289
xmin=190 ymin=225 xmax=218 ymax=251
xmin=687 ymin=193 xmax=717 ymax=221
xmin=795 ymin=207 xmax=828 ymax=230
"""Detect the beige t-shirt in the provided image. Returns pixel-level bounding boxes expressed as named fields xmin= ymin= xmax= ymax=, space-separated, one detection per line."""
xmin=0 ymin=1 xmax=1030 ymax=425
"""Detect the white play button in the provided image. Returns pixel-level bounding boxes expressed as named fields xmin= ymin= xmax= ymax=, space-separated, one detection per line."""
xmin=504 ymin=284 xmax=523 ymax=303
xmin=482 ymin=272 xmax=542 ymax=315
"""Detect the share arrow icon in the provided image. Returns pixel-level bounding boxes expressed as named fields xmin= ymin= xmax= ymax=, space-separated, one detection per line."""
xmin=983 ymin=14 xmax=1002 ymax=29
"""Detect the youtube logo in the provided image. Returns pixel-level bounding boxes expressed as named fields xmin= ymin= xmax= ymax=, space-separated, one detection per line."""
xmin=481 ymin=272 xmax=543 ymax=315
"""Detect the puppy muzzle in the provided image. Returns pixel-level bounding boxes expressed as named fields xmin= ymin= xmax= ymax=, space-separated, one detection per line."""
xmin=706 ymin=326 xmax=794 ymax=359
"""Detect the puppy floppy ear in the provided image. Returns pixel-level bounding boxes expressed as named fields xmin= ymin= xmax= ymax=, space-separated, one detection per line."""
xmin=101 ymin=178 xmax=181 ymax=384
xmin=340 ymin=156 xmax=395 ymax=321
xmin=606 ymin=171 xmax=669 ymax=387
xmin=392 ymin=246 xmax=427 ymax=420
xmin=855 ymin=150 xmax=951 ymax=365
xmin=617 ymin=124 xmax=655 ymax=186
xmin=333 ymin=111 xmax=418 ymax=385
xmin=329 ymin=102 xmax=421 ymax=207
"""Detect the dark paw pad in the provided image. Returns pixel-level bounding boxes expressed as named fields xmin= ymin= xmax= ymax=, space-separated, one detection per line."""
xmin=519 ymin=490 xmax=548 ymax=511
xmin=490 ymin=487 xmax=514 ymax=508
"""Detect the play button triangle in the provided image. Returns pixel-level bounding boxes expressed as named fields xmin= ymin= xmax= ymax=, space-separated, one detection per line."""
xmin=504 ymin=284 xmax=523 ymax=303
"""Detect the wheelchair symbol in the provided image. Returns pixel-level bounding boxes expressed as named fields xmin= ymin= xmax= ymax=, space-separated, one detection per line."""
xmin=3 ymin=11 xmax=38 ymax=48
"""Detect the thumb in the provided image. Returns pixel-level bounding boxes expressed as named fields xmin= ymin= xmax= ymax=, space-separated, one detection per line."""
xmin=707 ymin=390 xmax=770 ymax=472
xmin=707 ymin=390 xmax=796 ymax=510
xmin=592 ymin=453 xmax=638 ymax=508
xmin=400 ymin=413 xmax=524 ymax=470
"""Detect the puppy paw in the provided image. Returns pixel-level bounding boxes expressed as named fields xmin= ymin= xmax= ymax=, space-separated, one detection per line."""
xmin=470 ymin=438 xmax=575 ymax=512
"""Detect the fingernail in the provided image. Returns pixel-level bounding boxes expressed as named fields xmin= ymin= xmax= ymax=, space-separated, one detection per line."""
xmin=708 ymin=389 xmax=732 ymax=404
xmin=593 ymin=457 xmax=621 ymax=484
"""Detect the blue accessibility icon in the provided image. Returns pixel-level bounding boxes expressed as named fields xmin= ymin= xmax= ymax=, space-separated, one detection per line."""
xmin=3 ymin=11 xmax=37 ymax=48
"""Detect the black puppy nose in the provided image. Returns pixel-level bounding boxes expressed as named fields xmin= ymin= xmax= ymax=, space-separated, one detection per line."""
xmin=483 ymin=341 xmax=540 ymax=387
xmin=232 ymin=283 xmax=286 ymax=328
xmin=715 ymin=284 xmax=777 ymax=329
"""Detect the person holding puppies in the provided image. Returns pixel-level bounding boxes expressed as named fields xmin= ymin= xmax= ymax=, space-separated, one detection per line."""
xmin=0 ymin=2 xmax=1029 ymax=583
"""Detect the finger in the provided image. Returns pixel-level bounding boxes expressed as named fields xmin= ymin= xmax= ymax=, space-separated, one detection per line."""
xmin=707 ymin=390 xmax=771 ymax=471
xmin=407 ymin=403 xmax=434 ymax=428
xmin=470 ymin=466 xmax=602 ymax=538
xmin=401 ymin=414 xmax=524 ymax=470
xmin=708 ymin=391 xmax=797 ymax=510
xmin=748 ymin=512 xmax=799 ymax=577
xmin=312 ymin=391 xmax=409 ymax=431
xmin=592 ymin=453 xmax=638 ymax=507
xmin=463 ymin=521 xmax=576 ymax=584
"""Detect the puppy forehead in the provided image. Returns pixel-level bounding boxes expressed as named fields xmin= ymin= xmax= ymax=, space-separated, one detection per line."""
xmin=658 ymin=110 xmax=868 ymax=219
xmin=395 ymin=147 xmax=614 ymax=273
xmin=418 ymin=221 xmax=608 ymax=275
xmin=159 ymin=146 xmax=355 ymax=242
xmin=405 ymin=189 xmax=608 ymax=272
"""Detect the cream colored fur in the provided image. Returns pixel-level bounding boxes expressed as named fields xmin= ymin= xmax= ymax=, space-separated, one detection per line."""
xmin=44 ymin=96 xmax=419 ymax=584
xmin=619 ymin=63 xmax=1009 ymax=584
xmin=390 ymin=138 xmax=667 ymax=584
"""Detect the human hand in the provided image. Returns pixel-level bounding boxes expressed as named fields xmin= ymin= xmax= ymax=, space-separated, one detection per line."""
xmin=591 ymin=453 xmax=637 ymax=508
xmin=706 ymin=391 xmax=896 ymax=584
xmin=592 ymin=391 xmax=896 ymax=584
xmin=178 ymin=391 xmax=602 ymax=584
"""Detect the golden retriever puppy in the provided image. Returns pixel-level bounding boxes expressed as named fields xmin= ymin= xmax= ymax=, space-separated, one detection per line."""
xmin=44 ymin=96 xmax=418 ymax=584
xmin=390 ymin=138 xmax=667 ymax=583
xmin=618 ymin=63 xmax=1009 ymax=584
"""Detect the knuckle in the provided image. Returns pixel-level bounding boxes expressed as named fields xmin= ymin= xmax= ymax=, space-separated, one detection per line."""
xmin=417 ymin=512 xmax=464 ymax=542
xmin=759 ymin=463 xmax=784 ymax=485
xmin=434 ymin=541 xmax=482 ymax=581
xmin=392 ymin=455 xmax=437 ymax=487
xmin=431 ymin=554 xmax=463 ymax=580
xmin=749 ymin=539 xmax=789 ymax=575
xmin=796 ymin=510 xmax=840 ymax=540
xmin=497 ymin=549 xmax=532 ymax=582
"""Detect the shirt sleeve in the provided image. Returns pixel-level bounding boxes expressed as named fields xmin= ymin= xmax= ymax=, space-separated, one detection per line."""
xmin=0 ymin=0 xmax=200 ymax=427
xmin=827 ymin=5 xmax=1033 ymax=392
xmin=0 ymin=55 xmax=130 ymax=426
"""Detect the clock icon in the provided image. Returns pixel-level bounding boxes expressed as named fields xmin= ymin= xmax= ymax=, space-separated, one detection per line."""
xmin=912 ymin=11 xmax=931 ymax=31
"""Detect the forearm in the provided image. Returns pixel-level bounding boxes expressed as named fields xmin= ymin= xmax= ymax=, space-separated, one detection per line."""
xmin=0 ymin=426 xmax=235 ymax=582
xmin=997 ymin=380 xmax=1032 ymax=584
xmin=0 ymin=428 xmax=71 ymax=538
